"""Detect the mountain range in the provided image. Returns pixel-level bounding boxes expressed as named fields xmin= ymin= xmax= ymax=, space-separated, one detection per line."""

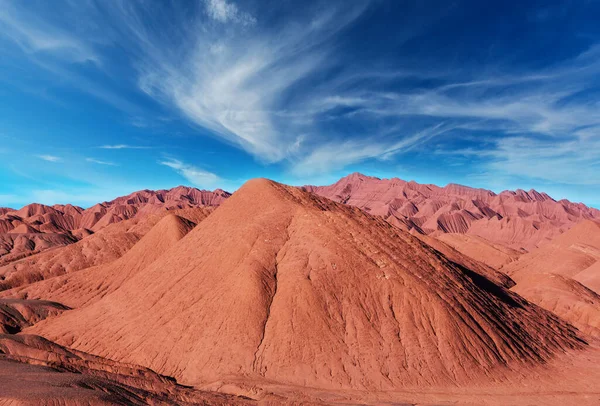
xmin=1 ymin=174 xmax=600 ymax=405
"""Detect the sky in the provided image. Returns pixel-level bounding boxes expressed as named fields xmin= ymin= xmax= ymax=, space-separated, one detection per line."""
xmin=0 ymin=0 xmax=599 ymax=208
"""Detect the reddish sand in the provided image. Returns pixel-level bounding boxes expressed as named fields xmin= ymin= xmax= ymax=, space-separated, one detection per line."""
xmin=304 ymin=173 xmax=600 ymax=251
xmin=3 ymin=210 xmax=204 ymax=308
xmin=0 ymin=299 xmax=68 ymax=334
xmin=0 ymin=334 xmax=253 ymax=405
xmin=503 ymin=220 xmax=600 ymax=281
xmin=575 ymin=261 xmax=600 ymax=293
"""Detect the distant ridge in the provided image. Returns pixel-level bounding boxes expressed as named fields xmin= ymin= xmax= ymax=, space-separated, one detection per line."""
xmin=304 ymin=172 xmax=600 ymax=251
xmin=0 ymin=186 xmax=230 ymax=261
xmin=2 ymin=173 xmax=599 ymax=260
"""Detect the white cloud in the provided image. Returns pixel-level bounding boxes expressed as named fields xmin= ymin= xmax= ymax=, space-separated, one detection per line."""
xmin=86 ymin=157 xmax=117 ymax=166
xmin=36 ymin=154 xmax=62 ymax=162
xmin=486 ymin=136 xmax=600 ymax=186
xmin=98 ymin=144 xmax=149 ymax=149
xmin=136 ymin=2 xmax=369 ymax=163
xmin=204 ymin=0 xmax=256 ymax=25
xmin=0 ymin=0 xmax=98 ymax=64
xmin=159 ymin=158 xmax=221 ymax=188
xmin=291 ymin=123 xmax=453 ymax=175
xmin=2 ymin=0 xmax=599 ymax=189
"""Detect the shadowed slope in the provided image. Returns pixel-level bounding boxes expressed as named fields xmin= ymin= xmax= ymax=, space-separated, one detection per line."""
xmin=0 ymin=299 xmax=68 ymax=334
xmin=0 ymin=233 xmax=77 ymax=265
xmin=29 ymin=179 xmax=583 ymax=391
xmin=414 ymin=233 xmax=516 ymax=289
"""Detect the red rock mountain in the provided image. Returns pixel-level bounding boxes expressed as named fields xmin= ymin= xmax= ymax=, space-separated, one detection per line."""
xmin=0 ymin=178 xmax=600 ymax=404
xmin=0 ymin=186 xmax=230 ymax=262
xmin=304 ymin=173 xmax=600 ymax=251
xmin=25 ymin=179 xmax=584 ymax=394
xmin=4 ymin=173 xmax=597 ymax=264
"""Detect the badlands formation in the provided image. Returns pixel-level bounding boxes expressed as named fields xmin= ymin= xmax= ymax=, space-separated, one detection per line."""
xmin=0 ymin=174 xmax=600 ymax=405
xmin=305 ymin=173 xmax=600 ymax=251
xmin=0 ymin=186 xmax=229 ymax=262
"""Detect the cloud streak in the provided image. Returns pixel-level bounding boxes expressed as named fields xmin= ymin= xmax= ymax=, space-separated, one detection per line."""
xmin=123 ymin=0 xmax=600 ymax=183
xmin=36 ymin=155 xmax=62 ymax=162
xmin=291 ymin=123 xmax=454 ymax=175
xmin=86 ymin=157 xmax=117 ymax=166
xmin=134 ymin=1 xmax=371 ymax=162
xmin=1 ymin=0 xmax=599 ymax=195
xmin=98 ymin=144 xmax=150 ymax=150
xmin=204 ymin=0 xmax=256 ymax=26
xmin=0 ymin=0 xmax=98 ymax=64
xmin=159 ymin=158 xmax=220 ymax=188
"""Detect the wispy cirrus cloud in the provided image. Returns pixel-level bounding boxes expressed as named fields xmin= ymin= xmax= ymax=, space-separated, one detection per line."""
xmin=0 ymin=0 xmax=98 ymax=64
xmin=291 ymin=123 xmax=454 ymax=175
xmin=159 ymin=158 xmax=220 ymax=188
xmin=204 ymin=0 xmax=256 ymax=26
xmin=303 ymin=45 xmax=600 ymax=184
xmin=36 ymin=154 xmax=62 ymax=162
xmin=119 ymin=0 xmax=600 ymax=184
xmin=98 ymin=144 xmax=150 ymax=150
xmin=86 ymin=157 xmax=117 ymax=166
xmin=1 ymin=0 xmax=599 ymax=197
xmin=486 ymin=135 xmax=600 ymax=186
xmin=133 ymin=1 xmax=371 ymax=162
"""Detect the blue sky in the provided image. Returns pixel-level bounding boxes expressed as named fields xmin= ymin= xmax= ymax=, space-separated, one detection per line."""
xmin=0 ymin=0 xmax=599 ymax=208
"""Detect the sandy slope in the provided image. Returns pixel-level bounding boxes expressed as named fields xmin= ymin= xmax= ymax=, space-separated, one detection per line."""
xmin=435 ymin=233 xmax=522 ymax=269
xmin=3 ymin=211 xmax=201 ymax=309
xmin=0 ymin=334 xmax=253 ymax=405
xmin=502 ymin=220 xmax=600 ymax=336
